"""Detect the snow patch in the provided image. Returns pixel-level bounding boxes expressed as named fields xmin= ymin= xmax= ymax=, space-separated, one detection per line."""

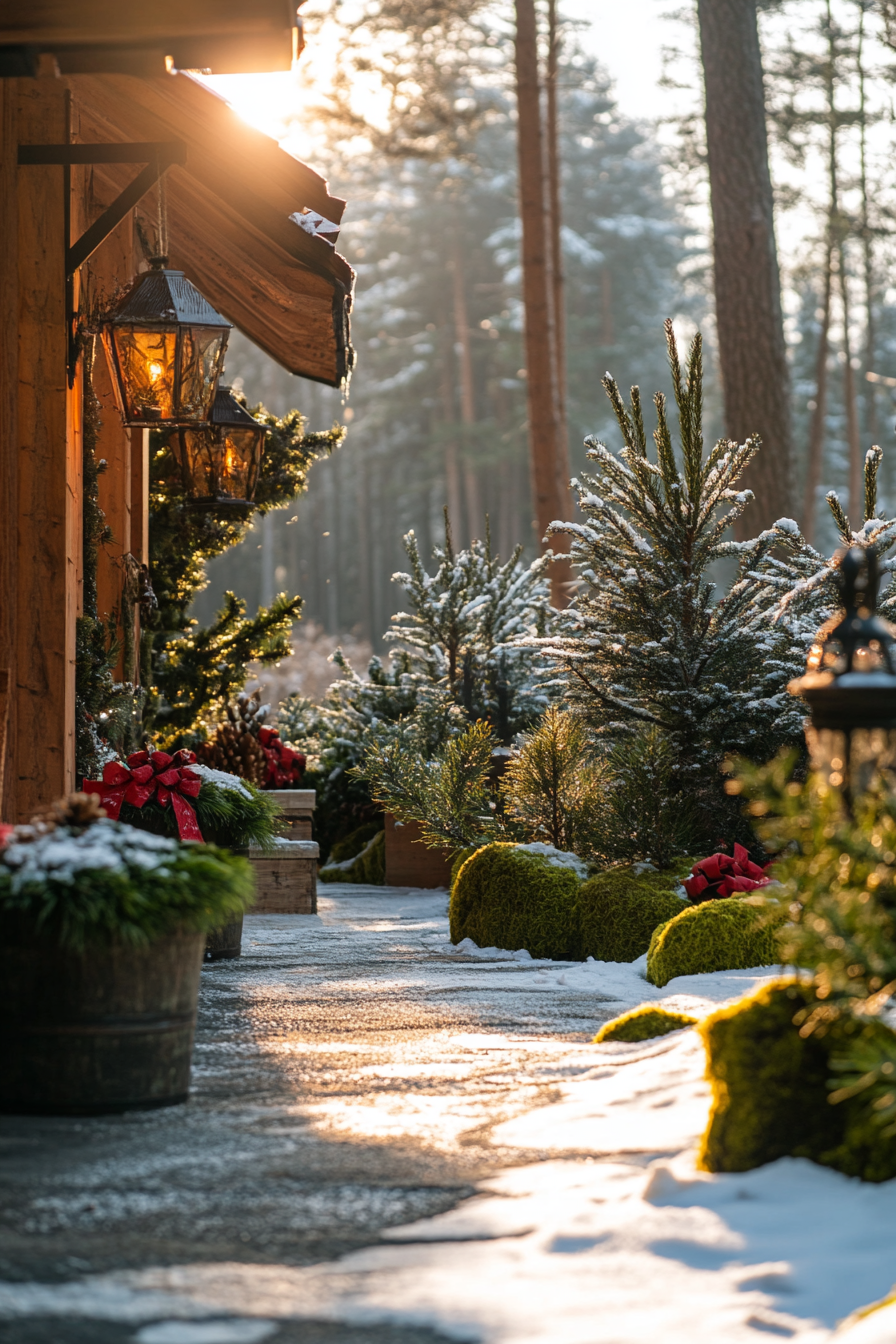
xmin=189 ymin=764 xmax=253 ymax=799
xmin=1 ymin=818 xmax=181 ymax=888
xmin=513 ymin=843 xmax=588 ymax=878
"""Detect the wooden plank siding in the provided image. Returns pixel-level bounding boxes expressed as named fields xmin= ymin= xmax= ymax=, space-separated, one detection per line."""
xmin=13 ymin=74 xmax=77 ymax=816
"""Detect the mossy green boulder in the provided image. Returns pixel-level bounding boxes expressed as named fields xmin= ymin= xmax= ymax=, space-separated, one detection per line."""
xmin=576 ymin=865 xmax=688 ymax=962
xmin=700 ymin=979 xmax=896 ymax=1182
xmin=450 ymin=843 xmax=580 ymax=959
xmin=646 ymin=894 xmax=785 ymax=987
xmin=319 ymin=827 xmax=385 ymax=885
xmin=594 ymin=1005 xmax=697 ymax=1043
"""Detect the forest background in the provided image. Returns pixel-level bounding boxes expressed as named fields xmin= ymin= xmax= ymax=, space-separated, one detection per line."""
xmin=192 ymin=0 xmax=896 ymax=701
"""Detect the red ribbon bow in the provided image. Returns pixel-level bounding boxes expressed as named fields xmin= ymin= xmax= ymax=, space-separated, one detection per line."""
xmin=258 ymin=726 xmax=306 ymax=789
xmin=83 ymin=748 xmax=203 ymax=841
xmin=683 ymin=843 xmax=772 ymax=904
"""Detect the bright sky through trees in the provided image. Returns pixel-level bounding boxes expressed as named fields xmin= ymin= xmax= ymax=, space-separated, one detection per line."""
xmin=206 ymin=1 xmax=673 ymax=160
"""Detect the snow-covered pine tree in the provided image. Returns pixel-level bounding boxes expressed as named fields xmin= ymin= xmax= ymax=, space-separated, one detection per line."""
xmin=538 ymin=320 xmax=806 ymax=844
xmin=743 ymin=446 xmax=896 ymax=654
xmin=387 ymin=511 xmax=555 ymax=741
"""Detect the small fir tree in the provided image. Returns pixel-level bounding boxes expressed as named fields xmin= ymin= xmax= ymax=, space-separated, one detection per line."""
xmin=143 ymin=406 xmax=344 ymax=749
xmin=387 ymin=512 xmax=556 ymax=742
xmin=500 ymin=707 xmax=601 ymax=854
xmin=537 ymin=320 xmax=806 ymax=846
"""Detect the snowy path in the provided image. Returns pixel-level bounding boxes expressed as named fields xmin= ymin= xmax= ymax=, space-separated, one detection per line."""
xmin=2 ymin=885 xmax=896 ymax=1343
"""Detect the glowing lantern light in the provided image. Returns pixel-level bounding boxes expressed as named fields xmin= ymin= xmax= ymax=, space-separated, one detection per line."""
xmin=101 ymin=262 xmax=230 ymax=428
xmin=172 ymin=386 xmax=266 ymax=513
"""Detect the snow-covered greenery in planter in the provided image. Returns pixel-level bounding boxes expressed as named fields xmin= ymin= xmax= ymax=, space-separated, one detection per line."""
xmin=0 ymin=793 xmax=255 ymax=1113
xmin=0 ymin=794 xmax=254 ymax=949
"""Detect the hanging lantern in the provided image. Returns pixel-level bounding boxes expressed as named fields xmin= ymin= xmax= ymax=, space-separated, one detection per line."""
xmin=789 ymin=547 xmax=896 ymax=798
xmin=101 ymin=262 xmax=231 ymax=428
xmin=172 ymin=386 xmax=266 ymax=513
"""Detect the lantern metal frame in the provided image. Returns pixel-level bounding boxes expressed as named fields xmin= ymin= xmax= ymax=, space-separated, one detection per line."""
xmin=16 ymin=140 xmax=187 ymax=381
xmin=172 ymin=385 xmax=266 ymax=515
xmin=100 ymin=262 xmax=231 ymax=430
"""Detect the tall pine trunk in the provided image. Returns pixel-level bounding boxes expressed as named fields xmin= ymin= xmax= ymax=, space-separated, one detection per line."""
xmin=697 ymin=0 xmax=794 ymax=529
xmin=452 ymin=235 xmax=483 ymax=541
xmin=802 ymin=239 xmax=833 ymax=544
xmin=546 ymin=0 xmax=570 ymax=511
xmin=840 ymin=247 xmax=863 ymax=521
xmin=514 ymin=0 xmax=572 ymax=605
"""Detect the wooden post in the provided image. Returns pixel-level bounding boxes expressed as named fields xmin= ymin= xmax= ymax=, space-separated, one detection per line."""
xmin=14 ymin=75 xmax=78 ymax=817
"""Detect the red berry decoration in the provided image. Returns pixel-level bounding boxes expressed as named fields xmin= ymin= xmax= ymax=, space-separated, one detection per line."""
xmin=683 ymin=843 xmax=773 ymax=904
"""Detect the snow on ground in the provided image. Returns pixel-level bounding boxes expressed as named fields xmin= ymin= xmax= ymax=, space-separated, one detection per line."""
xmin=2 ymin=884 xmax=895 ymax=1342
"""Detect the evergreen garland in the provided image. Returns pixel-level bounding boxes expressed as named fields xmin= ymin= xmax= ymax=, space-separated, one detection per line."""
xmin=144 ymin=405 xmax=344 ymax=748
xmin=75 ymin=341 xmax=144 ymax=783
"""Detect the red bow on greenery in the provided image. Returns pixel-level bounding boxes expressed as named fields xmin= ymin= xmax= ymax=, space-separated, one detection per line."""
xmin=258 ymin=726 xmax=306 ymax=789
xmin=683 ymin=843 xmax=772 ymax=904
xmin=83 ymin=749 xmax=203 ymax=842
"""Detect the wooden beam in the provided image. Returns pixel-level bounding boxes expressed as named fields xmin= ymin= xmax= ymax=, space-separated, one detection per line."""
xmin=0 ymin=1 xmax=297 ymax=47
xmin=14 ymin=74 xmax=76 ymax=816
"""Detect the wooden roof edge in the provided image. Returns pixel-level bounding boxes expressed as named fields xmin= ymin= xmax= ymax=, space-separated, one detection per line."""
xmin=178 ymin=73 xmax=347 ymax=225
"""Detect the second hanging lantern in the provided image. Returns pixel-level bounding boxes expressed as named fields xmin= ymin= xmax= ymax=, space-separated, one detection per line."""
xmin=172 ymin=385 xmax=266 ymax=513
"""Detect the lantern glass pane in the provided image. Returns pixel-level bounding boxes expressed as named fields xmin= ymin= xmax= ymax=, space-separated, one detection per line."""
xmin=806 ymin=725 xmax=896 ymax=793
xmin=175 ymin=427 xmax=217 ymax=497
xmin=175 ymin=426 xmax=262 ymax=501
xmin=176 ymin=327 xmax=228 ymax=421
xmin=221 ymin=428 xmax=262 ymax=500
xmin=112 ymin=327 xmax=176 ymax=422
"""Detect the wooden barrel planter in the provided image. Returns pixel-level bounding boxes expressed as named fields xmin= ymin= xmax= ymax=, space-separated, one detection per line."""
xmin=384 ymin=813 xmax=453 ymax=888
xmin=0 ymin=927 xmax=205 ymax=1115
xmin=267 ymin=788 xmax=316 ymax=840
xmin=204 ymin=913 xmax=244 ymax=961
xmin=243 ymin=839 xmax=319 ymax=913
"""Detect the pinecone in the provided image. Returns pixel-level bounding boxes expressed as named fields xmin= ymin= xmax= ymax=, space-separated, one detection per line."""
xmin=196 ymin=690 xmax=272 ymax=786
xmin=31 ymin=791 xmax=106 ymax=834
xmin=196 ymin=721 xmax=266 ymax=785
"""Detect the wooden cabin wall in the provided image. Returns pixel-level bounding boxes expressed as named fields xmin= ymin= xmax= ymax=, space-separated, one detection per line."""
xmin=0 ymin=73 xmax=79 ymax=820
xmin=0 ymin=74 xmax=147 ymax=820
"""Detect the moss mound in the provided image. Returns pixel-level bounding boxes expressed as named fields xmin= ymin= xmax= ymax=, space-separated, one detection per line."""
xmin=328 ymin=821 xmax=382 ymax=865
xmin=450 ymin=847 xmax=479 ymax=893
xmin=449 ymin=843 xmax=580 ymax=958
xmin=646 ymin=895 xmax=785 ymax=987
xmin=700 ymin=979 xmax=896 ymax=1182
xmin=594 ymin=1005 xmax=697 ymax=1043
xmin=576 ymin=866 xmax=687 ymax=962
xmin=319 ymin=829 xmax=385 ymax=885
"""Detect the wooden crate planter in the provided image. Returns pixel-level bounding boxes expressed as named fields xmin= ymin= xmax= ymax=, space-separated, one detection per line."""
xmin=267 ymin=788 xmax=316 ymax=840
xmin=384 ymin=813 xmax=453 ymax=889
xmin=244 ymin=839 xmax=319 ymax=914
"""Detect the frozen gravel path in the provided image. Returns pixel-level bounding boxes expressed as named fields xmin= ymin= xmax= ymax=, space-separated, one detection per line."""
xmin=5 ymin=884 xmax=891 ymax=1344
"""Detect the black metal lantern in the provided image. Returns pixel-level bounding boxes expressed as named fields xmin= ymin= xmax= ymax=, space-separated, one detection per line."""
xmin=172 ymin=386 xmax=266 ymax=513
xmin=101 ymin=262 xmax=231 ymax=428
xmin=789 ymin=547 xmax=896 ymax=796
